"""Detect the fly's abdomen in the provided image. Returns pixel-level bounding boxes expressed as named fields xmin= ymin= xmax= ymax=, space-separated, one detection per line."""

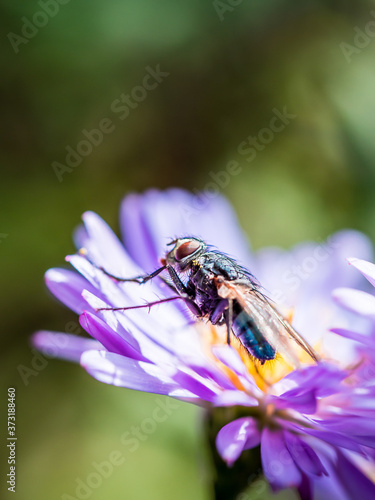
xmin=232 ymin=308 xmax=276 ymax=364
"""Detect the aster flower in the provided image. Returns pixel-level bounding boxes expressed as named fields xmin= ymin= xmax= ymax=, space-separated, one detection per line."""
xmin=33 ymin=189 xmax=375 ymax=499
xmin=330 ymin=257 xmax=375 ymax=405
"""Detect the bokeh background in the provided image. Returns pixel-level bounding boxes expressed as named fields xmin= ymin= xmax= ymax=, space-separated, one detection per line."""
xmin=2 ymin=1 xmax=375 ymax=499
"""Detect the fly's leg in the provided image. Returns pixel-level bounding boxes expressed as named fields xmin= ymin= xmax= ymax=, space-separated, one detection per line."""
xmin=79 ymin=249 xmax=167 ymax=284
xmin=209 ymin=299 xmax=229 ymax=325
xmin=97 ymin=295 xmax=184 ymax=312
xmin=97 ymin=289 xmax=201 ymax=317
xmin=81 ymin=248 xmax=203 ymax=317
xmin=99 ymin=265 xmax=167 ymax=284
xmin=225 ymin=298 xmax=234 ymax=346
xmin=165 ymin=266 xmax=202 ymax=317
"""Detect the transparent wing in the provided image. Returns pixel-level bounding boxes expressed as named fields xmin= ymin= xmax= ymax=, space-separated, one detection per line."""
xmin=216 ymin=279 xmax=319 ymax=367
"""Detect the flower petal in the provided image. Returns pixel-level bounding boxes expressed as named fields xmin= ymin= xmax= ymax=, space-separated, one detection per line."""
xmin=80 ymin=288 xmax=202 ymax=367
xmin=216 ymin=417 xmax=260 ymax=466
xmin=212 ymin=391 xmax=259 ymax=407
xmin=334 ymin=450 xmax=375 ymax=500
xmin=120 ymin=189 xmax=254 ymax=271
xmin=79 ymin=312 xmax=148 ymax=361
xmin=120 ymin=192 xmax=160 ymax=272
xmin=81 ymin=210 xmax=142 ymax=276
xmin=80 ymin=350 xmax=218 ymax=402
xmin=271 ymin=388 xmax=317 ymax=414
xmin=332 ymin=288 xmax=375 ymax=318
xmin=348 ymin=257 xmax=375 ymax=287
xmin=261 ymin=428 xmax=302 ymax=491
xmin=45 ymin=268 xmax=98 ymax=314
xmin=273 ymin=363 xmax=347 ymax=399
xmin=330 ymin=327 xmax=373 ymax=346
xmin=32 ymin=331 xmax=102 ymax=362
xmin=296 ymin=427 xmax=364 ymax=454
xmin=284 ymin=432 xmax=327 ymax=477
xmin=316 ymin=416 xmax=375 ymax=447
xmin=80 ymin=350 xmax=193 ymax=398
xmin=297 ymin=473 xmax=313 ymax=500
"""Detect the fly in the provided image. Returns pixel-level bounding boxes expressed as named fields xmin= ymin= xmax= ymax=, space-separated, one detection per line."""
xmin=92 ymin=237 xmax=319 ymax=367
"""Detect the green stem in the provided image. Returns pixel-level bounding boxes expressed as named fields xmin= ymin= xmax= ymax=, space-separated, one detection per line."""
xmin=204 ymin=407 xmax=263 ymax=500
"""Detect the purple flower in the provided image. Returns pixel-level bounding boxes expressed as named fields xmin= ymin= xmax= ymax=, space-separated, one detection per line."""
xmin=331 ymin=257 xmax=375 ymax=390
xmin=33 ymin=189 xmax=375 ymax=499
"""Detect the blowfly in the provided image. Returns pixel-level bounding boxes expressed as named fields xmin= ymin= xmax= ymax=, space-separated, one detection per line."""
xmin=95 ymin=237 xmax=319 ymax=367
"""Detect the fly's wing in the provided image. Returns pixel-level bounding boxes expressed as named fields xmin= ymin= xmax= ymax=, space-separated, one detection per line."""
xmin=216 ymin=280 xmax=319 ymax=367
xmin=265 ymin=299 xmax=320 ymax=363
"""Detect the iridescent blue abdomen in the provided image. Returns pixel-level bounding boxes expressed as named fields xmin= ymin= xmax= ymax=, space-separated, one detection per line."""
xmin=232 ymin=306 xmax=276 ymax=363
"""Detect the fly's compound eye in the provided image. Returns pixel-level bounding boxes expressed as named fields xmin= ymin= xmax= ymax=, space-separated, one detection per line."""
xmin=175 ymin=240 xmax=201 ymax=261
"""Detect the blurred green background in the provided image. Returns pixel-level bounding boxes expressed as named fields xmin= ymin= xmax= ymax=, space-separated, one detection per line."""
xmin=2 ymin=1 xmax=375 ymax=499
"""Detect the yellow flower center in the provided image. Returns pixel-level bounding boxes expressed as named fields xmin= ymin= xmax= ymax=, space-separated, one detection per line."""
xmin=198 ymin=308 xmax=319 ymax=394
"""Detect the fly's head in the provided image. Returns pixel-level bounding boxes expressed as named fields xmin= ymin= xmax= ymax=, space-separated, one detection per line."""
xmin=164 ymin=237 xmax=206 ymax=271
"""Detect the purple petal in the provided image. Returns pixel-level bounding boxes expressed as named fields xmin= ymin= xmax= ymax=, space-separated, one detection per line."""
xmin=348 ymin=257 xmax=375 ymax=287
xmin=329 ymin=230 xmax=373 ymax=281
xmin=273 ymin=363 xmax=347 ymax=399
xmin=330 ymin=327 xmax=373 ymax=346
xmin=270 ymin=389 xmax=317 ymax=414
xmin=261 ymin=428 xmax=302 ymax=491
xmin=171 ymin=369 xmax=219 ymax=403
xmin=254 ymin=230 xmax=372 ymax=308
xmin=212 ymin=391 xmax=259 ymax=407
xmin=216 ymin=417 xmax=260 ymax=466
xmin=79 ymin=312 xmax=148 ymax=361
xmin=80 ymin=350 xmax=218 ymax=402
xmin=120 ymin=189 xmax=254 ymax=272
xmin=81 ymin=211 xmax=141 ymax=276
xmin=68 ymin=253 xmax=191 ymax=352
xmin=316 ymin=417 xmax=375 ymax=435
xmin=297 ymin=473 xmax=313 ymax=500
xmin=80 ymin=350 xmax=192 ymax=398
xmin=332 ymin=388 xmax=375 ymax=413
xmin=32 ymin=331 xmax=102 ymax=362
xmin=314 ymin=452 xmax=351 ymax=500
xmin=188 ymin=364 xmax=236 ymax=391
xmin=313 ymin=444 xmax=375 ymax=500
xmin=334 ymin=450 xmax=375 ymax=500
xmin=80 ymin=288 xmax=205 ymax=370
xmin=45 ymin=268 xmax=98 ymax=314
xmin=72 ymin=223 xmax=89 ymax=250
xmin=332 ymin=288 xmax=375 ymax=318
xmin=284 ymin=432 xmax=327 ymax=477
xmin=315 ymin=417 xmax=375 ymax=447
xmin=120 ymin=193 xmax=160 ymax=272
xmin=296 ymin=427 xmax=364 ymax=454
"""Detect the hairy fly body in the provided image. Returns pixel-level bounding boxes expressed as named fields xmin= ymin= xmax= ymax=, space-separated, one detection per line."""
xmin=95 ymin=237 xmax=319 ymax=367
